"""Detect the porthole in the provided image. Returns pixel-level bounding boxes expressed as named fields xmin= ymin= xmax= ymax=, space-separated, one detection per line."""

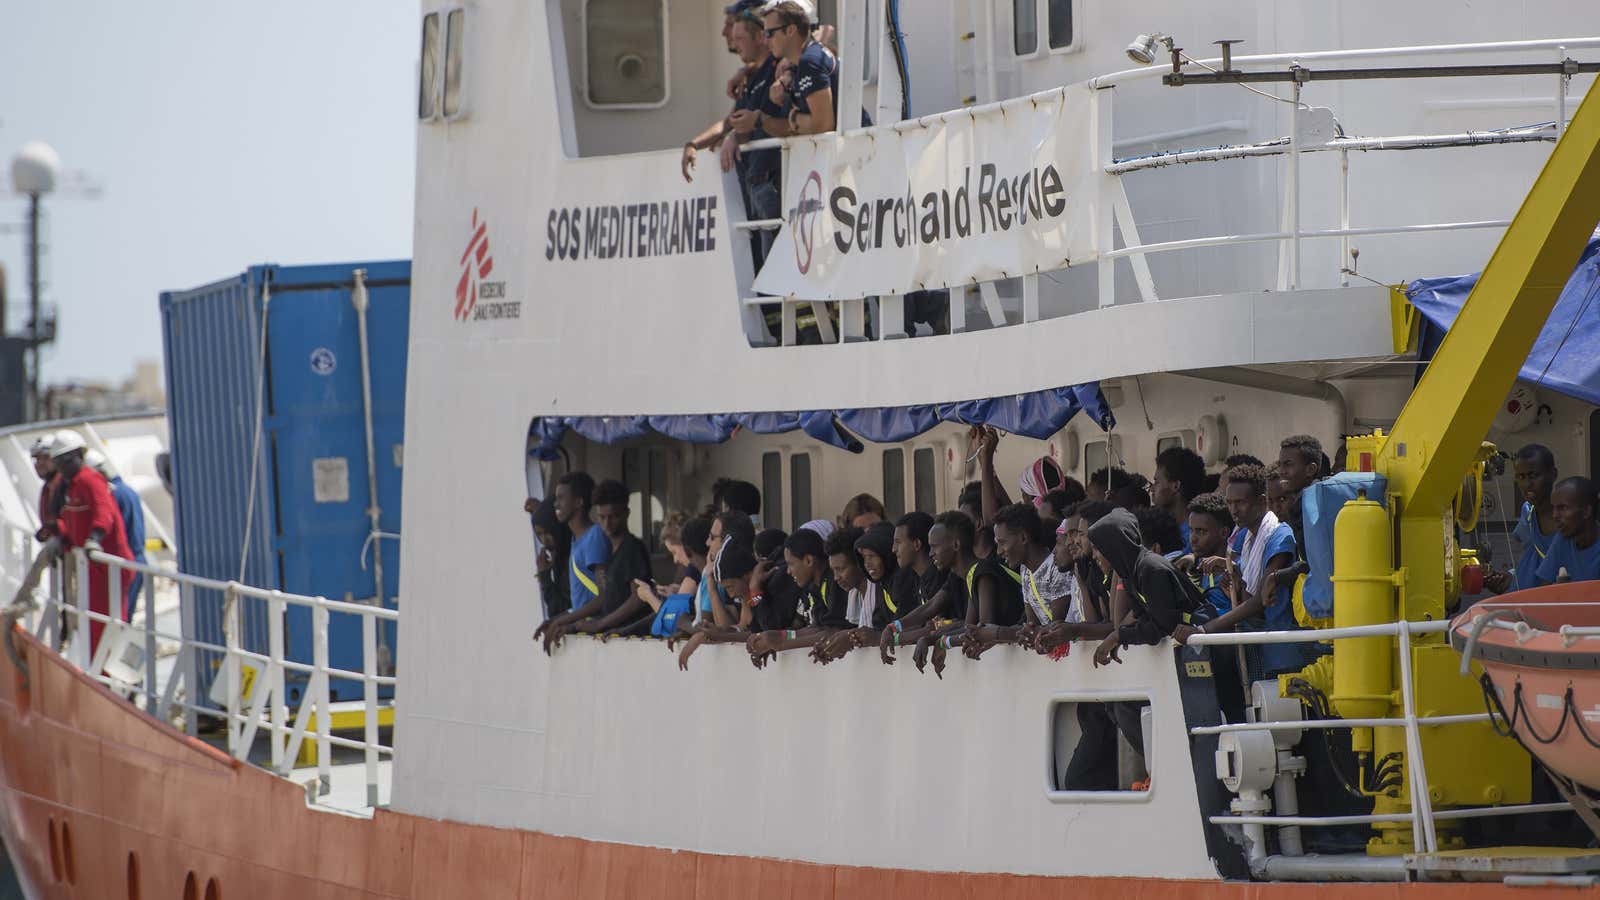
xmin=60 ymin=820 xmax=75 ymax=884
xmin=127 ymin=851 xmax=141 ymax=900
xmin=46 ymin=817 xmax=60 ymax=882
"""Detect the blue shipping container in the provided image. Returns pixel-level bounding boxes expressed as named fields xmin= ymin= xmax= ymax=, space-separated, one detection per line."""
xmin=160 ymin=261 xmax=409 ymax=704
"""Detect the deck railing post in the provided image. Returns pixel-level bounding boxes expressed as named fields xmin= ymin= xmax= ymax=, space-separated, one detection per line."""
xmin=315 ymin=602 xmax=332 ymax=796
xmin=1396 ymin=620 xmax=1439 ymax=853
xmin=224 ymin=583 xmax=242 ymax=757
xmin=142 ymin=568 xmax=157 ymax=712
xmin=268 ymin=592 xmax=288 ymax=769
xmin=71 ymin=549 xmax=89 ymax=670
xmin=363 ymin=610 xmax=380 ymax=807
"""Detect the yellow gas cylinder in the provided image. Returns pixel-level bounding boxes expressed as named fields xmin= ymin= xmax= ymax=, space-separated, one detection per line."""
xmin=1329 ymin=491 xmax=1393 ymax=754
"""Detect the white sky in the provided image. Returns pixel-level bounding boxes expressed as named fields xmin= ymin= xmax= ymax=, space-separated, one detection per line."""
xmin=1 ymin=1 xmax=418 ymax=383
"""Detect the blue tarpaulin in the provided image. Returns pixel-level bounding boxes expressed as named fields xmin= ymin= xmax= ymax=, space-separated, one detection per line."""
xmin=530 ymin=382 xmax=1116 ymax=459
xmin=1407 ymin=235 xmax=1600 ymax=404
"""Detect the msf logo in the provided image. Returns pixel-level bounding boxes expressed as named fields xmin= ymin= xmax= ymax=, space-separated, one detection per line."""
xmin=789 ymin=170 xmax=825 ymax=275
xmin=455 ymin=208 xmax=496 ymax=322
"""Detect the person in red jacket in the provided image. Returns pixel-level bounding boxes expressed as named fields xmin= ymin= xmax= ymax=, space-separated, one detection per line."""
xmin=48 ymin=431 xmax=134 ymax=656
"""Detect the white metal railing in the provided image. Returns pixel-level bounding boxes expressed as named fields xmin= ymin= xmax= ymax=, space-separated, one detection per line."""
xmin=1 ymin=518 xmax=395 ymax=809
xmin=1187 ymin=618 xmax=1569 ymax=856
xmin=733 ymin=36 xmax=1600 ymax=345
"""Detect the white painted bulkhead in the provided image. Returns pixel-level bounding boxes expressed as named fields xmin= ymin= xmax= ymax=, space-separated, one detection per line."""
xmin=395 ymin=0 xmax=1600 ymax=877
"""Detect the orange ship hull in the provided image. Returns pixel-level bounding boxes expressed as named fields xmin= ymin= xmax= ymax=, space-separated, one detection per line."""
xmin=0 ymin=628 xmax=1578 ymax=899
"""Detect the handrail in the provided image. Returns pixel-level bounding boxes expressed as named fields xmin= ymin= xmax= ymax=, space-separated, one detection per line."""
xmin=85 ymin=548 xmax=398 ymax=620
xmin=1190 ymin=616 xmax=1529 ymax=854
xmin=0 ymin=519 xmax=397 ymax=811
xmin=732 ymin=35 xmax=1598 ymax=343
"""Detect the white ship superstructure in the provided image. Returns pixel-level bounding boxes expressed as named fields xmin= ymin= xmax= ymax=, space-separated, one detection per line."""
xmin=393 ymin=0 xmax=1600 ymax=881
xmin=0 ymin=2 xmax=1596 ymax=896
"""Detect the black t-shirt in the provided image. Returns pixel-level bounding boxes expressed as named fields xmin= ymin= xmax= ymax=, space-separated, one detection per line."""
xmin=681 ymin=564 xmax=703 ymax=587
xmin=600 ymin=534 xmax=653 ymax=616
xmin=882 ymin=566 xmax=922 ymax=622
xmin=754 ymin=568 xmax=802 ymax=632
xmin=956 ymin=558 xmax=1026 ymax=627
xmin=738 ymin=56 xmax=784 ymax=183
xmin=816 ymin=578 xmax=856 ymax=629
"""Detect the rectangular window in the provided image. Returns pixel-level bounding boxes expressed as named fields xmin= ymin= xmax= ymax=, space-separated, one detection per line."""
xmin=584 ymin=0 xmax=668 ymax=108
xmin=882 ymin=449 xmax=906 ymax=519
xmin=418 ymin=12 xmax=441 ymax=119
xmin=1047 ymin=0 xmax=1073 ymax=49
xmin=1048 ymin=695 xmax=1153 ymax=799
xmin=1156 ymin=436 xmax=1182 ymax=456
xmin=1085 ymin=440 xmax=1108 ymax=485
xmin=443 ymin=8 xmax=466 ymax=117
xmin=1012 ymin=0 xmax=1038 ymax=55
xmin=762 ymin=451 xmax=783 ymax=531
xmin=913 ymin=448 xmax=937 ymax=513
xmin=790 ymin=453 xmax=813 ymax=531
xmin=621 ymin=448 xmax=669 ymax=549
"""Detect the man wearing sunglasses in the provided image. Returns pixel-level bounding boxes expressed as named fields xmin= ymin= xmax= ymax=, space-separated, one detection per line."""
xmin=761 ymin=1 xmax=835 ymax=137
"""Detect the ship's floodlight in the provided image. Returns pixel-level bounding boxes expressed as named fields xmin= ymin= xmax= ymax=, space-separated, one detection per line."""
xmin=1125 ymin=33 xmax=1169 ymax=65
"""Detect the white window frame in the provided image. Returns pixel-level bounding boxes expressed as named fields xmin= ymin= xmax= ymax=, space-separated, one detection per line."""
xmin=441 ymin=5 xmax=471 ymax=122
xmin=419 ymin=6 xmax=471 ymax=122
xmin=580 ymin=0 xmax=672 ymax=111
xmin=785 ymin=448 xmax=816 ymax=531
xmin=1009 ymin=0 xmax=1082 ymax=60
xmin=418 ymin=10 xmax=443 ymax=122
xmin=1045 ymin=691 xmax=1156 ymax=805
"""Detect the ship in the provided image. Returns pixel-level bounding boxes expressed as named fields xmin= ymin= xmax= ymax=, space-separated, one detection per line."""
xmin=3 ymin=0 xmax=1600 ymax=896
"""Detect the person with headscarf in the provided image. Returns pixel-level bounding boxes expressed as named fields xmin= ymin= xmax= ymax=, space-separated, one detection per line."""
xmin=974 ymin=424 xmax=1065 ymax=525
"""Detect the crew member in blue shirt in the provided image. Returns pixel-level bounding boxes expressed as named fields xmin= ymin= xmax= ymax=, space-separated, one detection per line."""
xmin=1486 ymin=443 xmax=1560 ymax=593
xmin=535 ymin=471 xmax=611 ymax=653
xmin=1534 ymin=476 xmax=1600 ymax=586
xmin=88 ymin=450 xmax=146 ymax=620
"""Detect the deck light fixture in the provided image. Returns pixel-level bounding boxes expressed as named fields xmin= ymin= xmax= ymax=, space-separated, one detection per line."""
xmin=1125 ymin=33 xmax=1171 ymax=65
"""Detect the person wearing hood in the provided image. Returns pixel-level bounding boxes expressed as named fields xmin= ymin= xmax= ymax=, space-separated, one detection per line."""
xmin=1087 ymin=507 xmax=1209 ymax=666
xmin=1059 ymin=508 xmax=1208 ymax=790
xmin=811 ymin=521 xmax=900 ymax=662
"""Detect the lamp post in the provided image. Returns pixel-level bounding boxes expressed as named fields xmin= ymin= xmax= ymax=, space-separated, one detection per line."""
xmin=11 ymin=141 xmax=61 ymax=421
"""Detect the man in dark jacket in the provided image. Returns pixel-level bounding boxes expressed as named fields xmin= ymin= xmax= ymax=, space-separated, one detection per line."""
xmin=1088 ymin=508 xmax=1207 ymax=666
xmin=1063 ymin=508 xmax=1208 ymax=791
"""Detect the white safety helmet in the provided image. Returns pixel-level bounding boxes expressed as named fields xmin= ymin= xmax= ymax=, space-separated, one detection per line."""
xmin=28 ymin=434 xmax=55 ymax=458
xmin=49 ymin=430 xmax=87 ymax=460
xmin=84 ymin=449 xmax=111 ymax=476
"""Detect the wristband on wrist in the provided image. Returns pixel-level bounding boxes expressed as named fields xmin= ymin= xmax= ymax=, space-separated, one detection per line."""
xmin=785 ymin=629 xmax=796 ymax=641
xmin=892 ymin=631 xmax=900 ymax=646
xmin=890 ymin=621 xmax=903 ymax=634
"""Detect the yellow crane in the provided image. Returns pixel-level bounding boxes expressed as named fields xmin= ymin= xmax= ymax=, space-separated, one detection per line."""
xmin=1317 ymin=75 xmax=1600 ymax=854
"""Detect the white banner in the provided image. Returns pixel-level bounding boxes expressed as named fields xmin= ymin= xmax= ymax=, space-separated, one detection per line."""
xmin=754 ymin=84 xmax=1101 ymax=300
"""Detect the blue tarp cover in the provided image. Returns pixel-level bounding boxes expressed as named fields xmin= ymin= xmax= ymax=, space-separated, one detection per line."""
xmin=531 ymin=382 xmax=1116 ymax=458
xmin=1407 ymin=235 xmax=1600 ymax=405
